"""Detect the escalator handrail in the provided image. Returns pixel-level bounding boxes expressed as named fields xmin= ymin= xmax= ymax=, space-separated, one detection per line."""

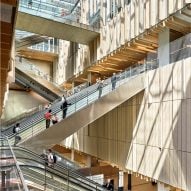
xmin=1 ymin=146 xmax=106 ymax=190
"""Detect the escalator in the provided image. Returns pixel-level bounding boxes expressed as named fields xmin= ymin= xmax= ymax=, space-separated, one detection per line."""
xmin=15 ymin=67 xmax=60 ymax=102
xmin=15 ymin=60 xmax=64 ymax=97
xmin=1 ymin=146 xmax=105 ymax=191
xmin=16 ymin=34 xmax=48 ymax=51
xmin=21 ymin=72 xmax=146 ymax=152
xmin=2 ymin=63 xmax=153 ymax=151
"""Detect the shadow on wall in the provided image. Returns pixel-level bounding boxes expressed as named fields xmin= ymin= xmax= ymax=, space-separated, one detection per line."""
xmin=125 ymin=57 xmax=191 ymax=190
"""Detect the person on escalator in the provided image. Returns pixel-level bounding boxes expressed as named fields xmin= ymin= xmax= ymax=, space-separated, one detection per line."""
xmin=60 ymin=96 xmax=71 ymax=119
xmin=52 ymin=114 xmax=58 ymax=124
xmin=47 ymin=149 xmax=54 ymax=167
xmin=44 ymin=109 xmax=52 ymax=129
xmin=13 ymin=123 xmax=21 ymax=146
xmin=97 ymin=77 xmax=104 ymax=98
xmin=111 ymin=73 xmax=117 ymax=90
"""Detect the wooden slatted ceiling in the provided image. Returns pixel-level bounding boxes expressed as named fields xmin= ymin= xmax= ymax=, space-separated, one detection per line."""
xmin=65 ymin=8 xmax=191 ymax=85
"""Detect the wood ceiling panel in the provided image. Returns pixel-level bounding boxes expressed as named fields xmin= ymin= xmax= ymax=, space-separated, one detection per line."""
xmin=1 ymin=48 xmax=10 ymax=55
xmin=0 ymin=42 xmax=12 ymax=50
xmin=0 ymin=55 xmax=9 ymax=70
xmin=1 ymin=0 xmax=17 ymax=6
xmin=165 ymin=22 xmax=190 ymax=34
xmin=0 ymin=33 xmax=12 ymax=43
xmin=1 ymin=21 xmax=12 ymax=34
xmin=0 ymin=69 xmax=8 ymax=82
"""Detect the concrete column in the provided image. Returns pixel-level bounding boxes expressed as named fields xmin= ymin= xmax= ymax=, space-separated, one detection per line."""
xmin=71 ymin=149 xmax=75 ymax=162
xmin=158 ymin=28 xmax=170 ymax=67
xmin=157 ymin=183 xmax=170 ymax=191
xmin=52 ymin=58 xmax=58 ymax=84
xmin=81 ymin=0 xmax=88 ymax=24
xmin=86 ymin=156 xmax=91 ymax=168
xmin=87 ymin=72 xmax=92 ymax=85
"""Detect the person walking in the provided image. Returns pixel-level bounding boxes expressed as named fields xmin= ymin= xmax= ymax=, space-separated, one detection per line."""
xmin=60 ymin=96 xmax=71 ymax=119
xmin=111 ymin=73 xmax=117 ymax=90
xmin=44 ymin=109 xmax=52 ymax=129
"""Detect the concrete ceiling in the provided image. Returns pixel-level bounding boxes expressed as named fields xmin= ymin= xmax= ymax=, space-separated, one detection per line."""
xmin=0 ymin=0 xmax=18 ymax=116
xmin=16 ymin=12 xmax=100 ymax=45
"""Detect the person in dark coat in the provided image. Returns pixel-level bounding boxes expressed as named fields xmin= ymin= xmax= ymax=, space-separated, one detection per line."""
xmin=111 ymin=73 xmax=117 ymax=90
xmin=61 ymin=96 xmax=71 ymax=119
xmin=97 ymin=78 xmax=104 ymax=98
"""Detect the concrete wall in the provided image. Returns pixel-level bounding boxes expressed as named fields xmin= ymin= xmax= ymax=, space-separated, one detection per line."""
xmin=23 ymin=58 xmax=53 ymax=77
xmin=1 ymin=90 xmax=47 ymax=122
xmin=62 ymin=57 xmax=191 ymax=190
xmin=56 ymin=40 xmax=90 ymax=84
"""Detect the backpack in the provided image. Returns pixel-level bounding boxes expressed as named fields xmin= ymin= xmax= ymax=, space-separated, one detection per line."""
xmin=13 ymin=126 xmax=16 ymax=133
xmin=53 ymin=154 xmax=57 ymax=163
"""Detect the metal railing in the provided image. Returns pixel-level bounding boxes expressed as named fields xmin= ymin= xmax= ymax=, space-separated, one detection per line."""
xmin=29 ymin=41 xmax=59 ymax=53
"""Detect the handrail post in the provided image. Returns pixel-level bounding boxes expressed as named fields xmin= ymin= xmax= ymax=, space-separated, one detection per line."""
xmin=67 ymin=169 xmax=69 ymax=191
xmin=87 ymin=90 xmax=89 ymax=105
xmin=75 ymin=96 xmax=77 ymax=112
xmin=44 ymin=161 xmax=47 ymax=191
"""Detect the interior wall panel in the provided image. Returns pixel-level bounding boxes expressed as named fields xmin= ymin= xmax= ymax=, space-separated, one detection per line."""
xmin=181 ymin=100 xmax=187 ymax=152
xmin=186 ymin=99 xmax=191 ymax=153
xmin=184 ymin=58 xmax=191 ymax=99
xmin=187 ymin=152 xmax=191 ymax=190
xmin=130 ymin=0 xmax=135 ymax=38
